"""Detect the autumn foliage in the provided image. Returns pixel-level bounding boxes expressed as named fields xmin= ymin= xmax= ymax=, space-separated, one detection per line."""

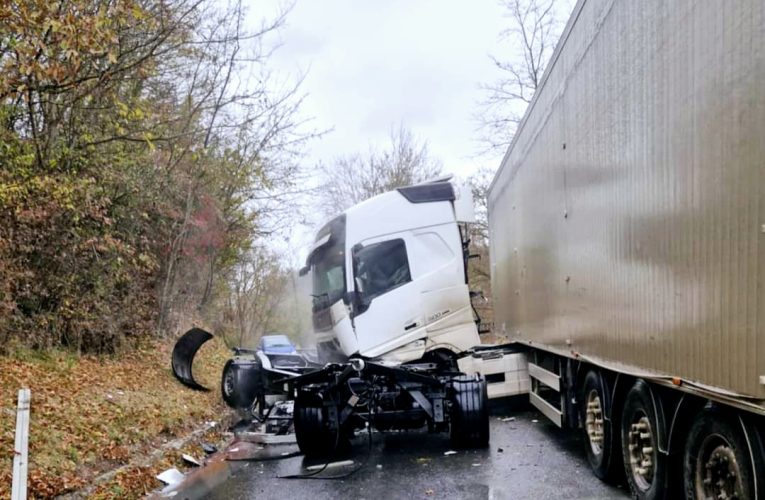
xmin=0 ymin=0 xmax=310 ymax=352
xmin=0 ymin=337 xmax=231 ymax=498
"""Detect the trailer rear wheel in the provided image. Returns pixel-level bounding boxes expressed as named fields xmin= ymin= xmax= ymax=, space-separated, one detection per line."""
xmin=621 ymin=380 xmax=671 ymax=499
xmin=293 ymin=393 xmax=339 ymax=457
xmin=683 ymin=408 xmax=765 ymax=500
xmin=449 ymin=375 xmax=489 ymax=448
xmin=581 ymin=370 xmax=620 ymax=482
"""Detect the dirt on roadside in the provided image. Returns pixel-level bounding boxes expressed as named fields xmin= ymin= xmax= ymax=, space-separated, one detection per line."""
xmin=0 ymin=335 xmax=233 ymax=499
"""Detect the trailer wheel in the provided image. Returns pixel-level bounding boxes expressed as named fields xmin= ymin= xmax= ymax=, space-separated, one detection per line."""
xmin=449 ymin=375 xmax=489 ymax=448
xmin=621 ymin=380 xmax=670 ymax=499
xmin=581 ymin=370 xmax=620 ymax=482
xmin=293 ymin=393 xmax=339 ymax=457
xmin=683 ymin=408 xmax=765 ymax=500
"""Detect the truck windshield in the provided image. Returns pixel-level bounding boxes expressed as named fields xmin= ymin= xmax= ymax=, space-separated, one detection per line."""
xmin=312 ymin=245 xmax=345 ymax=305
xmin=308 ymin=215 xmax=346 ymax=309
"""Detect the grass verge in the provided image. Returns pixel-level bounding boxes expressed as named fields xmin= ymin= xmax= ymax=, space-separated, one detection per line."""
xmin=0 ymin=335 xmax=231 ymax=498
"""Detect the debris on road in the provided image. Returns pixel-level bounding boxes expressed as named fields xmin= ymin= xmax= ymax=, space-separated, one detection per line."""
xmin=182 ymin=454 xmax=201 ymax=467
xmin=443 ymin=450 xmax=457 ymax=456
xmin=156 ymin=468 xmax=185 ymax=486
xmin=306 ymin=460 xmax=354 ymax=471
xmin=201 ymin=442 xmax=218 ymax=455
xmin=500 ymin=417 xmax=515 ymax=422
xmin=238 ymin=431 xmax=297 ymax=445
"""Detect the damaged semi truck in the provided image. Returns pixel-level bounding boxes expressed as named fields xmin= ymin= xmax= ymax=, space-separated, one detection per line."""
xmin=173 ymin=0 xmax=765 ymax=497
xmin=197 ymin=178 xmax=522 ymax=457
xmin=288 ymin=181 xmax=496 ymax=455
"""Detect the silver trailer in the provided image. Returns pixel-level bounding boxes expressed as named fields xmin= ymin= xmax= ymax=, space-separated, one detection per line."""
xmin=489 ymin=0 xmax=765 ymax=498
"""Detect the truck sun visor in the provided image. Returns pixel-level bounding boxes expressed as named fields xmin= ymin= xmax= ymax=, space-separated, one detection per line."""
xmin=397 ymin=182 xmax=455 ymax=203
xmin=305 ymin=233 xmax=331 ymax=266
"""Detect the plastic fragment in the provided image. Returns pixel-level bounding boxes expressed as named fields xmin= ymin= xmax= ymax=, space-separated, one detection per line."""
xmin=156 ymin=468 xmax=184 ymax=485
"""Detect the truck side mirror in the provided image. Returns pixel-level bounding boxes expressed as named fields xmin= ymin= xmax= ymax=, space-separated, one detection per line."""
xmin=298 ymin=265 xmax=310 ymax=277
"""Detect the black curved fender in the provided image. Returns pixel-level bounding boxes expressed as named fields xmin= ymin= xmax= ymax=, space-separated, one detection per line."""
xmin=171 ymin=328 xmax=214 ymax=391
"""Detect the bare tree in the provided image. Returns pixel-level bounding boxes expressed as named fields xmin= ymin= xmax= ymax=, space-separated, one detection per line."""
xmin=155 ymin=0 xmax=319 ymax=332
xmin=317 ymin=125 xmax=443 ymax=216
xmin=476 ymin=0 xmax=571 ymax=155
xmin=226 ymin=247 xmax=289 ymax=348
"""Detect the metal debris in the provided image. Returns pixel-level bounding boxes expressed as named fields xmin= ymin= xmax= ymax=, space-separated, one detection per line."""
xmin=306 ymin=460 xmax=354 ymax=471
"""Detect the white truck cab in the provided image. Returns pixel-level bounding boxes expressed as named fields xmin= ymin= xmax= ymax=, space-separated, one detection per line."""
xmin=303 ymin=178 xmax=480 ymax=365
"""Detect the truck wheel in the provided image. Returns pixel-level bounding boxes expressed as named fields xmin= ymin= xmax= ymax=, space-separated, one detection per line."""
xmin=683 ymin=408 xmax=765 ymax=499
xmin=293 ymin=393 xmax=338 ymax=457
xmin=449 ymin=375 xmax=489 ymax=448
xmin=581 ymin=370 xmax=620 ymax=482
xmin=621 ymin=380 xmax=670 ymax=499
xmin=221 ymin=360 xmax=236 ymax=405
xmin=221 ymin=359 xmax=261 ymax=409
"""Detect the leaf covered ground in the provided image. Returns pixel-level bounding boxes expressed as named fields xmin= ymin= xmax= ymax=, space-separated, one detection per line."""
xmin=0 ymin=336 xmax=231 ymax=499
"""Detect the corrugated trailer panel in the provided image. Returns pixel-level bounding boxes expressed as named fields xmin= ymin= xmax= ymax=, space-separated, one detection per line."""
xmin=488 ymin=0 xmax=765 ymax=398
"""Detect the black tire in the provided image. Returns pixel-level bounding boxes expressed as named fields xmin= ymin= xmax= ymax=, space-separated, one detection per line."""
xmin=221 ymin=359 xmax=260 ymax=409
xmin=293 ymin=392 xmax=339 ymax=457
xmin=620 ymin=380 xmax=671 ymax=499
xmin=580 ymin=370 xmax=621 ymax=482
xmin=683 ymin=408 xmax=765 ymax=500
xmin=449 ymin=374 xmax=489 ymax=448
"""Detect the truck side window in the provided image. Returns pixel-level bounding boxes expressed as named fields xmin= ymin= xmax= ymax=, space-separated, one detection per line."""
xmin=355 ymin=239 xmax=411 ymax=303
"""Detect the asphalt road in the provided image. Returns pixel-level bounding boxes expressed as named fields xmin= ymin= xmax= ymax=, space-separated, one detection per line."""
xmin=207 ymin=400 xmax=628 ymax=500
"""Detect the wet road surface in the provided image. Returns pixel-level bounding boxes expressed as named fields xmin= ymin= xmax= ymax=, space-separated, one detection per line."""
xmin=208 ymin=400 xmax=628 ymax=500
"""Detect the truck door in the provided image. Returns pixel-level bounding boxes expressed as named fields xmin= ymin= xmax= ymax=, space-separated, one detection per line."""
xmin=351 ymin=236 xmax=423 ymax=357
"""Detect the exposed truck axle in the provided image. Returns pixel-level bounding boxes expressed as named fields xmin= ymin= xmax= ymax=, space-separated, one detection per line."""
xmin=287 ymin=359 xmax=489 ymax=456
xmin=213 ymin=347 xmax=490 ymax=456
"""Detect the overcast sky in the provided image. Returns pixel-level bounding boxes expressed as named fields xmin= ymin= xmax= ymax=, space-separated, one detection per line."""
xmin=253 ymin=0 xmax=520 ymax=179
xmin=248 ymin=0 xmax=574 ymax=258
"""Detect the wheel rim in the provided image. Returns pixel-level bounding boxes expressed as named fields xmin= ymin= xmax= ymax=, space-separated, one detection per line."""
xmin=223 ymin=368 xmax=235 ymax=397
xmin=695 ymin=434 xmax=744 ymax=499
xmin=627 ymin=413 xmax=655 ymax=491
xmin=585 ymin=389 xmax=604 ymax=455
